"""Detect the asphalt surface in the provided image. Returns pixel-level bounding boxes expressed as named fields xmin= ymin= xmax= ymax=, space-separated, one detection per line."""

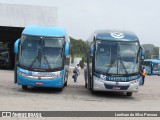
xmin=0 ymin=69 xmax=160 ymax=120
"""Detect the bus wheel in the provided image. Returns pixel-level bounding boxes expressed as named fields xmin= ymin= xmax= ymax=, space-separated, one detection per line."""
xmin=127 ymin=92 xmax=132 ymax=96
xmin=85 ymin=82 xmax=87 ymax=88
xmin=14 ymin=65 xmax=17 ymax=83
xmin=90 ymin=88 xmax=97 ymax=94
xmin=58 ymin=87 xmax=63 ymax=91
xmin=22 ymin=85 xmax=28 ymax=90
xmin=90 ymin=81 xmax=97 ymax=94
xmin=64 ymin=81 xmax=67 ymax=87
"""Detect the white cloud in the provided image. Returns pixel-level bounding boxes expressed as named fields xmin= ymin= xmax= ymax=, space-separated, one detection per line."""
xmin=0 ymin=0 xmax=160 ymax=46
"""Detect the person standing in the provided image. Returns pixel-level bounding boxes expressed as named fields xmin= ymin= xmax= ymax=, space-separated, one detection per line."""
xmin=141 ymin=67 xmax=146 ymax=85
xmin=73 ymin=64 xmax=80 ymax=83
xmin=139 ymin=66 xmax=143 ymax=85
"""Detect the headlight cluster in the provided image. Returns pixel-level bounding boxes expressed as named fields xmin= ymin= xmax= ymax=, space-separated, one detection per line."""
xmin=51 ymin=73 xmax=63 ymax=79
xmin=130 ymin=80 xmax=138 ymax=84
xmin=93 ymin=76 xmax=103 ymax=82
xmin=17 ymin=71 xmax=26 ymax=77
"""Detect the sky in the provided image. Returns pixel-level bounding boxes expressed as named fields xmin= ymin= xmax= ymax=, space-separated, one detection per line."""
xmin=0 ymin=0 xmax=159 ymax=46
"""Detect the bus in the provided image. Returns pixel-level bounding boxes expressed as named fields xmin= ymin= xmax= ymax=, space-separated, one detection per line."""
xmin=14 ymin=25 xmax=70 ymax=90
xmin=141 ymin=59 xmax=160 ymax=75
xmin=84 ymin=30 xmax=144 ymax=96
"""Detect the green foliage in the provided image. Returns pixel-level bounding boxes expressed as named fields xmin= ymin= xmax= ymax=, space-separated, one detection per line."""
xmin=79 ymin=57 xmax=85 ymax=69
xmin=144 ymin=50 xmax=151 ymax=59
xmin=144 ymin=47 xmax=159 ymax=59
xmin=70 ymin=37 xmax=86 ymax=56
xmin=70 ymin=37 xmax=87 ymax=68
xmin=141 ymin=44 xmax=159 ymax=59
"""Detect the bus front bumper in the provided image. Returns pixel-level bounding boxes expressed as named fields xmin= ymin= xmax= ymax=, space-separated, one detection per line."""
xmin=93 ymin=76 xmax=139 ymax=93
xmin=17 ymin=75 xmax=64 ymax=88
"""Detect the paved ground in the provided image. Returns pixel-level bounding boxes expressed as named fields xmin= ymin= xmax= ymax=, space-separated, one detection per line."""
xmin=0 ymin=69 xmax=160 ymax=120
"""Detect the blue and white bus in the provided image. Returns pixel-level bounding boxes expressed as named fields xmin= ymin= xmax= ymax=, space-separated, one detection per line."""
xmin=14 ymin=25 xmax=70 ymax=90
xmin=141 ymin=59 xmax=160 ymax=75
xmin=84 ymin=30 xmax=144 ymax=96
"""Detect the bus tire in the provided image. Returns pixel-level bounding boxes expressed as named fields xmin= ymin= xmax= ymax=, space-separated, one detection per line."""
xmin=14 ymin=65 xmax=17 ymax=83
xmin=90 ymin=87 xmax=97 ymax=94
xmin=90 ymin=79 xmax=97 ymax=94
xmin=85 ymin=82 xmax=87 ymax=88
xmin=127 ymin=92 xmax=132 ymax=96
xmin=22 ymin=85 xmax=28 ymax=90
xmin=14 ymin=72 xmax=17 ymax=84
xmin=64 ymin=81 xmax=67 ymax=87
xmin=88 ymin=73 xmax=92 ymax=90
xmin=58 ymin=87 xmax=63 ymax=91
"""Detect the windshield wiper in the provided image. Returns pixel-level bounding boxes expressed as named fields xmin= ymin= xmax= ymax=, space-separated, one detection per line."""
xmin=43 ymin=55 xmax=51 ymax=69
xmin=117 ymin=44 xmax=128 ymax=75
xmin=119 ymin=58 xmax=128 ymax=75
xmin=106 ymin=58 xmax=129 ymax=75
xmin=29 ymin=56 xmax=38 ymax=68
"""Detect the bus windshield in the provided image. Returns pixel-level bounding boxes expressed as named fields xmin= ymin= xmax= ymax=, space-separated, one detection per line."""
xmin=152 ymin=63 xmax=160 ymax=71
xmin=95 ymin=40 xmax=140 ymax=75
xmin=19 ymin=35 xmax=64 ymax=70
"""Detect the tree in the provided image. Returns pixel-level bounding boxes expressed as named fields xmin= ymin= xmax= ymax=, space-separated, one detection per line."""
xmin=142 ymin=44 xmax=159 ymax=59
xmin=145 ymin=50 xmax=151 ymax=59
xmin=70 ymin=37 xmax=87 ymax=67
xmin=151 ymin=47 xmax=159 ymax=59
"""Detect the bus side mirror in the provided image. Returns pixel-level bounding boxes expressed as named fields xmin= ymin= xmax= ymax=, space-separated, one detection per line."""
xmin=90 ymin=45 xmax=94 ymax=58
xmin=140 ymin=47 xmax=145 ymax=60
xmin=65 ymin=42 xmax=69 ymax=57
xmin=14 ymin=39 xmax=20 ymax=54
xmin=151 ymin=63 xmax=153 ymax=67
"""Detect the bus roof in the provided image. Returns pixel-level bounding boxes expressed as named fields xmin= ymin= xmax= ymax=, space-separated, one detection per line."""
xmin=22 ymin=25 xmax=66 ymax=37
xmin=144 ymin=59 xmax=160 ymax=63
xmin=94 ymin=30 xmax=139 ymax=41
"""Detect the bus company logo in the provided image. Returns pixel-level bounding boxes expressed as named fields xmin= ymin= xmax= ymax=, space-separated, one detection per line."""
xmin=110 ymin=32 xmax=125 ymax=39
xmin=116 ymin=81 xmax=119 ymax=86
xmin=108 ymin=77 xmax=127 ymax=82
xmin=38 ymin=72 xmax=55 ymax=77
xmin=2 ymin=112 xmax=11 ymax=117
xmin=100 ymin=74 xmax=106 ymax=80
xmin=38 ymin=77 xmax=41 ymax=80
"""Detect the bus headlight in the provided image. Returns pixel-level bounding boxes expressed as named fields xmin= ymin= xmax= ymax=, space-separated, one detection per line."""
xmin=93 ymin=76 xmax=103 ymax=82
xmin=17 ymin=71 xmax=26 ymax=77
xmin=130 ymin=80 xmax=138 ymax=84
xmin=51 ymin=73 xmax=63 ymax=79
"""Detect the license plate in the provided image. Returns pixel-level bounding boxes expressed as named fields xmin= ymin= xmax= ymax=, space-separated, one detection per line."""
xmin=35 ymin=82 xmax=43 ymax=85
xmin=113 ymin=86 xmax=121 ymax=90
